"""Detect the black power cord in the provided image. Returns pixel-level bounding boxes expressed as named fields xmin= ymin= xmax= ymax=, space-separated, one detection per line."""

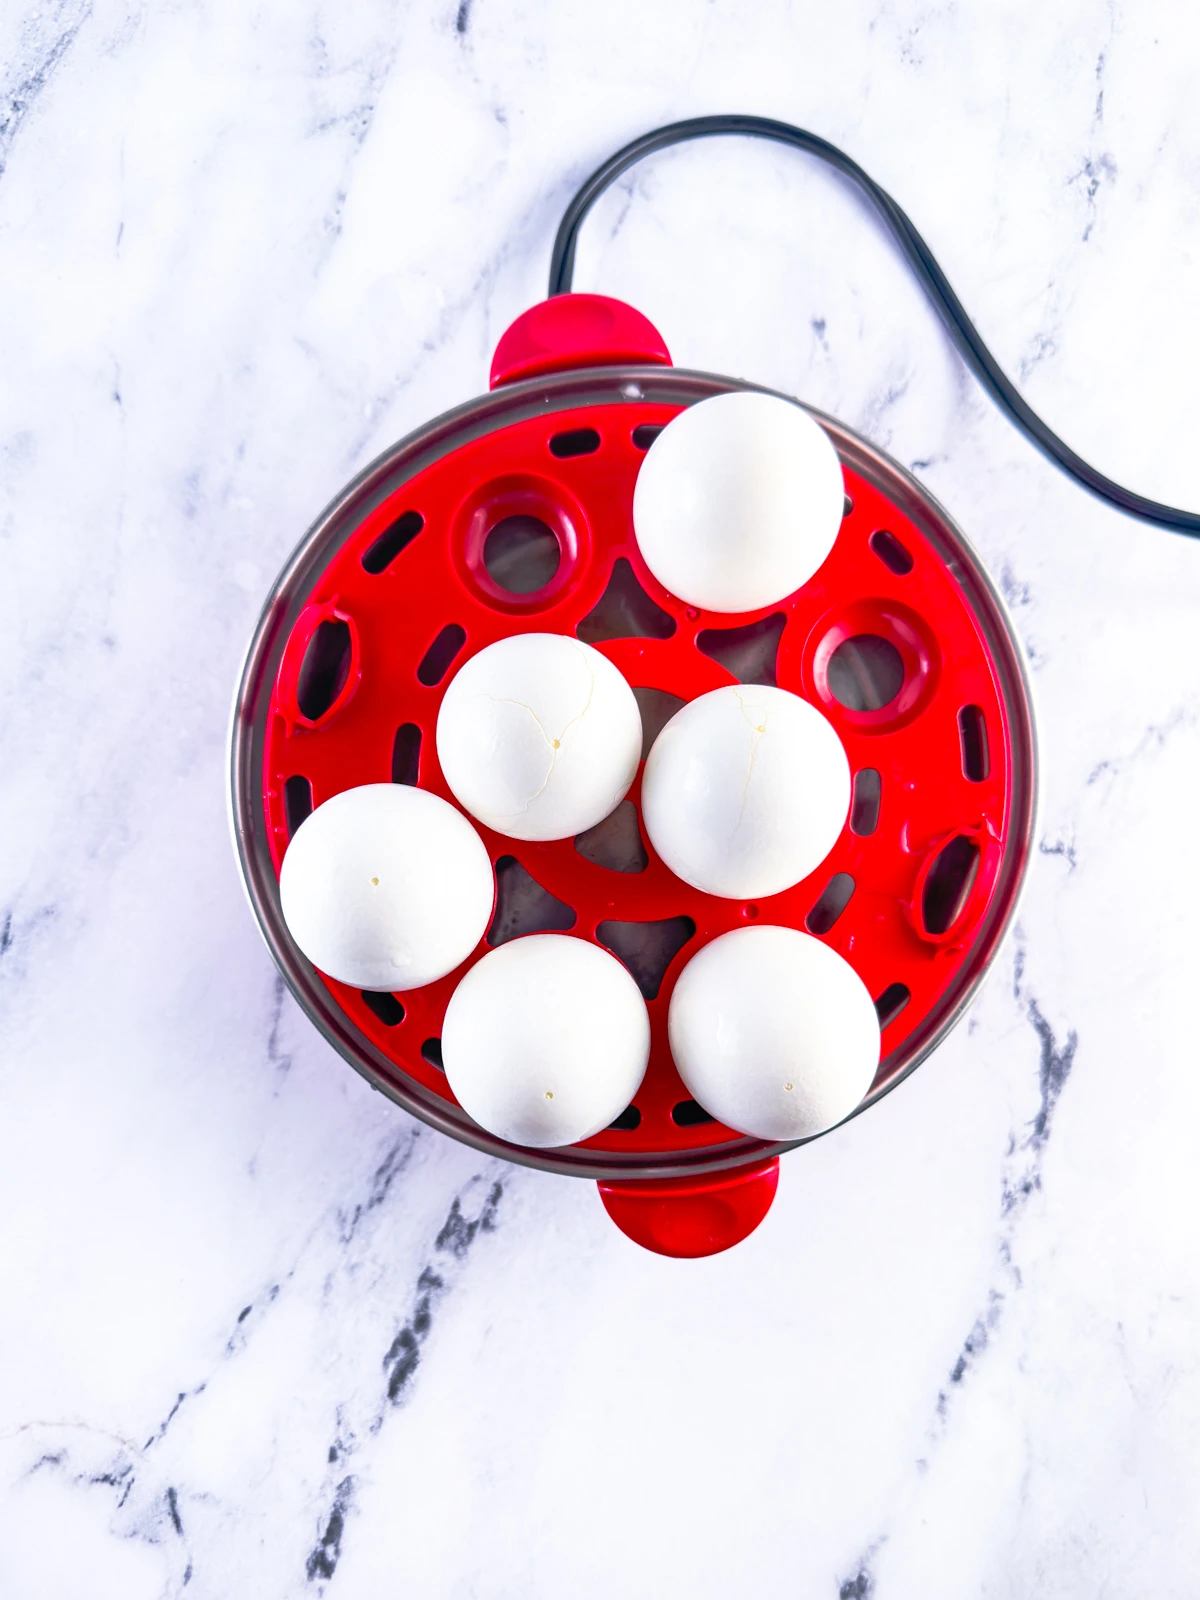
xmin=549 ymin=115 xmax=1199 ymax=538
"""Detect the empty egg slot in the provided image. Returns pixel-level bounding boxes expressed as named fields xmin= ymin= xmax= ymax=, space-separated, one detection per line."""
xmin=417 ymin=624 xmax=466 ymax=686
xmin=549 ymin=427 xmax=601 ymax=458
xmin=362 ymin=510 xmax=424 ymax=574
xmin=608 ymin=1104 xmax=642 ymax=1131
xmin=672 ymin=1099 xmax=715 ymax=1127
xmin=921 ymin=836 xmax=981 ymax=936
xmin=875 ymin=982 xmax=911 ymax=1029
xmin=576 ymin=558 xmax=676 ymax=643
xmin=843 ymin=493 xmax=854 ymax=517
xmin=421 ymin=1037 xmax=444 ymax=1070
xmin=391 ymin=723 xmax=422 ymax=786
xmin=632 ymin=687 xmax=686 ymax=759
xmin=805 ymin=872 xmax=856 ymax=935
xmin=296 ymin=618 xmax=353 ymax=721
xmin=697 ymin=612 xmax=786 ymax=687
xmin=361 ymin=991 xmax=405 ymax=1027
xmin=574 ymin=800 xmax=648 ymax=874
xmin=596 ymin=915 xmax=695 ymax=1001
xmin=959 ymin=705 xmax=990 ymax=782
xmin=631 ymin=423 xmax=664 ymax=450
xmin=850 ymin=769 xmax=881 ymax=836
xmin=869 ymin=528 xmax=914 ymax=575
xmin=487 ymin=857 xmax=576 ymax=945
xmin=284 ymin=775 xmax=313 ymax=837
xmin=826 ymin=634 xmax=905 ymax=712
xmin=483 ymin=515 xmax=560 ymax=594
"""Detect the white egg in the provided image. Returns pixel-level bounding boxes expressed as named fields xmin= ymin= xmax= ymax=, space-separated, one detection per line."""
xmin=279 ymin=784 xmax=493 ymax=991
xmin=640 ymin=684 xmax=850 ymax=899
xmin=442 ymin=935 xmax=650 ymax=1148
xmin=669 ymin=926 xmax=880 ymax=1141
xmin=436 ymin=633 xmax=642 ymax=842
xmin=632 ymin=390 xmax=845 ymax=613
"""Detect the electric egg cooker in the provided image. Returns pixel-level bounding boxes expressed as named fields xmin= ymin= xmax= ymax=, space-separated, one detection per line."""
xmin=230 ymin=293 xmax=1037 ymax=1257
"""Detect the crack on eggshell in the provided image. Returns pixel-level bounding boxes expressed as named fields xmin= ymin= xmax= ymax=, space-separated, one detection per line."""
xmin=481 ymin=695 xmax=556 ymax=749
xmin=731 ymin=689 xmax=773 ymax=844
xmin=553 ymin=645 xmax=597 ymax=748
xmin=477 ymin=652 xmax=598 ymax=820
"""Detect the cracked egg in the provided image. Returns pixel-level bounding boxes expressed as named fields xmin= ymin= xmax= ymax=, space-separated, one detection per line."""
xmin=436 ymin=633 xmax=641 ymax=842
xmin=640 ymin=683 xmax=851 ymax=899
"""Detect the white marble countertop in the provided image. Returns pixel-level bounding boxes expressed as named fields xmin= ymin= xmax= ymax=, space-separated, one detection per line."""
xmin=4 ymin=1 xmax=1200 ymax=1595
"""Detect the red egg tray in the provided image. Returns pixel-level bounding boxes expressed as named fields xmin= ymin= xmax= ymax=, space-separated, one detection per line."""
xmin=256 ymin=324 xmax=1029 ymax=1171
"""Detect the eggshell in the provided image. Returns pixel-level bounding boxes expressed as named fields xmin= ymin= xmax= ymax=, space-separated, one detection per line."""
xmin=632 ymin=390 xmax=845 ymax=613
xmin=640 ymin=684 xmax=850 ymax=899
xmin=669 ymin=925 xmax=880 ymax=1141
xmin=436 ymin=633 xmax=641 ymax=842
xmin=442 ymin=935 xmax=650 ymax=1148
xmin=279 ymin=783 xmax=493 ymax=991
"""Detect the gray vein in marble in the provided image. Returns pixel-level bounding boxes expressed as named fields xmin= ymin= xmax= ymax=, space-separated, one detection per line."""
xmin=338 ymin=236 xmax=514 ymax=465
xmin=996 ymin=561 xmax=1032 ymax=609
xmin=841 ymin=933 xmax=1081 ymax=1571
xmin=304 ymin=1174 xmax=503 ymax=1590
xmin=267 ymin=973 xmax=295 ymax=1077
xmin=1038 ymin=832 xmax=1078 ymax=872
xmin=0 ymin=0 xmax=91 ymax=179
xmin=0 ymin=902 xmax=59 ymax=986
xmin=8 ymin=1421 xmax=193 ymax=1591
xmin=2 ymin=1133 xmax=504 ymax=1594
xmin=306 ymin=19 xmax=407 ymax=258
xmin=1086 ymin=700 xmax=1199 ymax=791
xmin=838 ymin=1541 xmax=882 ymax=1598
xmin=938 ymin=936 xmax=1078 ymax=1350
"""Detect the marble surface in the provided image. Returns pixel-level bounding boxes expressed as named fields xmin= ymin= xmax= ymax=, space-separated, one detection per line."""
xmin=4 ymin=1 xmax=1200 ymax=1594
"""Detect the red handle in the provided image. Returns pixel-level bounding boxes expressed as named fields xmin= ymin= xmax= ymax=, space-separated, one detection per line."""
xmin=489 ymin=294 xmax=672 ymax=388
xmin=597 ymin=1158 xmax=779 ymax=1258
